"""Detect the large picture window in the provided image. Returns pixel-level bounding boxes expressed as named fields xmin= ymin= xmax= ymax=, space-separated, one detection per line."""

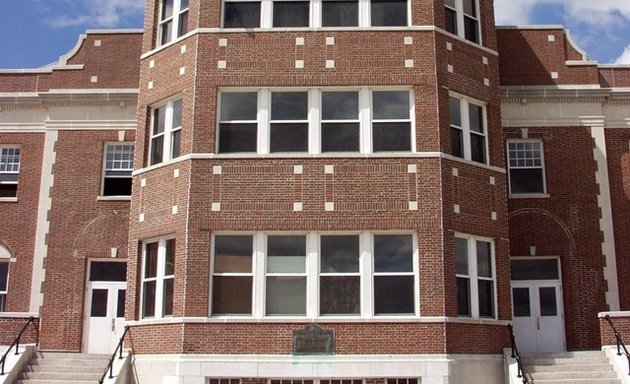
xmin=222 ymin=0 xmax=407 ymax=27
xmin=141 ymin=237 xmax=175 ymax=318
xmin=158 ymin=0 xmax=189 ymax=46
xmin=150 ymin=98 xmax=182 ymax=166
xmin=455 ymin=234 xmax=495 ymax=319
xmin=211 ymin=232 xmax=417 ymax=318
xmin=507 ymin=141 xmax=546 ymax=195
xmin=449 ymin=95 xmax=487 ymax=164
xmin=444 ymin=0 xmax=480 ymax=44
xmin=0 ymin=147 xmax=20 ymax=198
xmin=102 ymin=143 xmax=134 ymax=197
xmin=217 ymin=88 xmax=413 ymax=155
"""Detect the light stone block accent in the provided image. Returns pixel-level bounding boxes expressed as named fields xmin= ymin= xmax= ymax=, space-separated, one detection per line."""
xmin=454 ymin=204 xmax=460 ymax=214
xmin=212 ymin=203 xmax=221 ymax=212
xmin=405 ymin=59 xmax=414 ymax=68
xmin=325 ymin=202 xmax=334 ymax=211
xmin=326 ymin=60 xmax=335 ymax=68
xmin=551 ymin=72 xmax=559 ymax=79
xmin=293 ymin=202 xmax=303 ymax=211
xmin=218 ymin=60 xmax=227 ymax=69
xmin=295 ymin=60 xmax=304 ymax=68
xmin=404 ymin=36 xmax=413 ymax=45
xmin=94 ymin=40 xmax=101 ymax=47
xmin=296 ymin=37 xmax=304 ymax=45
xmin=446 ymin=42 xmax=452 ymax=51
xmin=141 ymin=178 xmax=147 ymax=187
xmin=172 ymin=205 xmax=178 ymax=215
xmin=294 ymin=165 xmax=303 ymax=174
xmin=90 ymin=76 xmax=98 ymax=83
xmin=149 ymin=60 xmax=155 ymax=68
xmin=489 ymin=176 xmax=495 ymax=185
xmin=181 ymin=45 xmax=187 ymax=53
xmin=452 ymin=167 xmax=459 ymax=177
xmin=179 ymin=67 xmax=186 ymax=76
xmin=409 ymin=201 xmax=418 ymax=210
xmin=448 ymin=64 xmax=454 ymax=73
xmin=325 ymin=165 xmax=334 ymax=174
xmin=326 ymin=37 xmax=335 ymax=45
xmin=213 ymin=166 xmax=222 ymax=175
xmin=408 ymin=164 xmax=417 ymax=173
xmin=219 ymin=38 xmax=228 ymax=47
xmin=139 ymin=213 xmax=145 ymax=222
xmin=174 ymin=169 xmax=180 ymax=178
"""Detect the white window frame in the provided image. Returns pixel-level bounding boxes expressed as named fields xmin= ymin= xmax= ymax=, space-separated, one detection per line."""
xmin=217 ymin=88 xmax=415 ymax=155
xmin=140 ymin=236 xmax=175 ymax=319
xmin=0 ymin=259 xmax=9 ymax=312
xmin=221 ymin=0 xmax=410 ymax=28
xmin=507 ymin=140 xmax=547 ymax=196
xmin=101 ymin=142 xmax=134 ymax=198
xmin=264 ymin=234 xmax=308 ymax=316
xmin=149 ymin=97 xmax=183 ymax=166
xmin=210 ymin=232 xmax=419 ymax=319
xmin=454 ymin=233 xmax=496 ymax=319
xmin=444 ymin=0 xmax=481 ymax=45
xmin=448 ymin=93 xmax=488 ymax=165
xmin=0 ymin=146 xmax=21 ymax=200
xmin=157 ymin=0 xmax=190 ymax=46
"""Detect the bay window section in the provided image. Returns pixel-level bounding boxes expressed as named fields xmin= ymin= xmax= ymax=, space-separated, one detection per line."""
xmin=321 ymin=92 xmax=360 ymax=152
xmin=141 ymin=237 xmax=175 ymax=319
xmin=373 ymin=235 xmax=414 ymax=315
xmin=265 ymin=235 xmax=307 ymax=315
xmin=270 ymin=92 xmax=309 ymax=152
xmin=319 ymin=235 xmax=360 ymax=315
xmin=448 ymin=94 xmax=487 ymax=164
xmin=322 ymin=0 xmax=358 ymax=26
xmin=212 ymin=235 xmax=254 ymax=315
xmin=455 ymin=235 xmax=495 ymax=319
xmin=150 ymin=98 xmax=182 ymax=166
xmin=372 ymin=91 xmax=412 ymax=152
xmin=218 ymin=92 xmax=258 ymax=153
xmin=463 ymin=0 xmax=479 ymax=43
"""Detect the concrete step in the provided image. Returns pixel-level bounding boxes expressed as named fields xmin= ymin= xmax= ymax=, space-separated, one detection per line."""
xmin=15 ymin=381 xmax=98 ymax=384
xmin=19 ymin=371 xmax=102 ymax=380
xmin=25 ymin=364 xmax=106 ymax=373
xmin=523 ymin=380 xmax=619 ymax=384
xmin=526 ymin=363 xmax=614 ymax=372
xmin=528 ymin=370 xmax=618 ymax=380
xmin=522 ymin=356 xmax=610 ymax=365
xmin=34 ymin=351 xmax=109 ymax=359
xmin=15 ymin=351 xmax=111 ymax=383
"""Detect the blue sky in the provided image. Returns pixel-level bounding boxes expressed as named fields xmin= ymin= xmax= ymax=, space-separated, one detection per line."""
xmin=0 ymin=0 xmax=629 ymax=69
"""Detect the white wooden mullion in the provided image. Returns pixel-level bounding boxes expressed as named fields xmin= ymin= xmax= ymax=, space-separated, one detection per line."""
xmin=461 ymin=101 xmax=472 ymax=161
xmin=253 ymin=233 xmax=266 ymax=318
xmin=154 ymin=239 xmax=166 ymax=318
xmin=412 ymin=233 xmax=420 ymax=316
xmin=309 ymin=90 xmax=321 ymax=154
xmin=360 ymin=232 xmax=372 ymax=317
xmin=359 ymin=0 xmax=370 ymax=27
xmin=311 ymin=0 xmax=322 ymax=27
xmin=261 ymin=0 xmax=273 ymax=28
xmin=359 ymin=89 xmax=372 ymax=154
xmin=258 ymin=90 xmax=271 ymax=155
xmin=306 ymin=233 xmax=319 ymax=317
xmin=468 ymin=237 xmax=479 ymax=319
xmin=456 ymin=0 xmax=465 ymax=40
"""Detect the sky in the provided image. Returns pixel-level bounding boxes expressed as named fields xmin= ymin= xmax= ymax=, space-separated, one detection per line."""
xmin=0 ymin=0 xmax=629 ymax=69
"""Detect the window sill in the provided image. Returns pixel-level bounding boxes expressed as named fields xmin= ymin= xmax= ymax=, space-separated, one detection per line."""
xmin=0 ymin=197 xmax=18 ymax=203
xmin=509 ymin=193 xmax=550 ymax=199
xmin=97 ymin=196 xmax=132 ymax=201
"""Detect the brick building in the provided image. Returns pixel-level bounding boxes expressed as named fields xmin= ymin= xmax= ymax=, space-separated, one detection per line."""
xmin=1 ymin=0 xmax=629 ymax=383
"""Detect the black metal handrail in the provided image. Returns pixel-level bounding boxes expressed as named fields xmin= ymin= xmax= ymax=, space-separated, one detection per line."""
xmin=0 ymin=316 xmax=38 ymax=375
xmin=508 ymin=323 xmax=529 ymax=384
xmin=98 ymin=326 xmax=131 ymax=384
xmin=604 ymin=314 xmax=630 ymax=375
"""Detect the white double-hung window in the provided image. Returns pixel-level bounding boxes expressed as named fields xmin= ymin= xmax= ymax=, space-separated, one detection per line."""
xmin=507 ymin=140 xmax=546 ymax=195
xmin=449 ymin=94 xmax=487 ymax=164
xmin=455 ymin=234 xmax=495 ymax=319
xmin=102 ymin=143 xmax=134 ymax=197
xmin=0 ymin=147 xmax=20 ymax=199
xmin=444 ymin=0 xmax=480 ymax=44
xmin=157 ymin=0 xmax=190 ymax=46
xmin=141 ymin=237 xmax=175 ymax=319
xmin=150 ymin=98 xmax=182 ymax=166
xmin=211 ymin=232 xmax=418 ymax=318
xmin=217 ymin=88 xmax=413 ymax=155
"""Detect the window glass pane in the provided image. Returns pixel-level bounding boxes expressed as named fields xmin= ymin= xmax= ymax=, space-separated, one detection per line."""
xmin=478 ymin=280 xmax=494 ymax=317
xmin=322 ymin=123 xmax=360 ymax=152
xmin=449 ymin=97 xmax=461 ymax=126
xmin=219 ymin=123 xmax=258 ymax=153
xmin=373 ymin=91 xmax=409 ymax=119
xmin=153 ymin=106 xmax=166 ymax=135
xmin=476 ymin=241 xmax=492 ymax=278
xmin=171 ymin=129 xmax=181 ymax=158
xmin=445 ymin=7 xmax=457 ymax=34
xmin=162 ymin=0 xmax=174 ymax=19
xmin=322 ymin=0 xmax=358 ymax=26
xmin=374 ymin=275 xmax=414 ymax=314
xmin=160 ymin=21 xmax=173 ymax=45
xmin=511 ymin=259 xmax=559 ymax=280
xmin=221 ymin=93 xmax=258 ymax=121
xmin=321 ymin=235 xmax=360 ymax=273
xmin=271 ymin=92 xmax=308 ymax=120
xmin=374 ymin=235 xmax=413 ymax=272
xmin=468 ymin=104 xmax=483 ymax=133
xmin=117 ymin=289 xmax=126 ymax=318
xmin=0 ymin=184 xmax=17 ymax=198
xmin=145 ymin=242 xmax=158 ymax=278
xmin=457 ymin=277 xmax=470 ymax=316
xmin=90 ymin=289 xmax=108 ymax=317
xmin=267 ymin=235 xmax=306 ymax=273
xmin=214 ymin=235 xmax=253 ymax=273
xmin=463 ymin=0 xmax=476 ymax=16
xmin=370 ymin=0 xmax=407 ymax=26
xmin=151 ymin=136 xmax=164 ymax=165
xmin=165 ymin=239 xmax=175 ymax=276
xmin=270 ymin=123 xmax=308 ymax=152
xmin=142 ymin=281 xmax=156 ymax=317
xmin=372 ymin=122 xmax=411 ymax=152
xmin=178 ymin=10 xmax=189 ymax=36
xmin=163 ymin=278 xmax=174 ymax=316
xmin=212 ymin=276 xmax=253 ymax=314
xmin=224 ymin=2 xmax=261 ymax=28
xmin=470 ymin=133 xmax=486 ymax=163
xmin=512 ymin=287 xmax=530 ymax=317
xmin=464 ymin=17 xmax=479 ymax=43
xmin=90 ymin=262 xmax=127 ymax=282
xmin=322 ymin=92 xmax=359 ymax=120
xmin=266 ymin=276 xmax=306 ymax=315
xmin=273 ymin=1 xmax=309 ymax=27
xmin=539 ymin=287 xmax=558 ymax=316
xmin=0 ymin=263 xmax=7 ymax=291
xmin=454 ymin=237 xmax=468 ymax=275
xmin=320 ymin=276 xmax=360 ymax=315
xmin=173 ymin=99 xmax=183 ymax=128
xmin=103 ymin=177 xmax=132 ymax=196
xmin=510 ymin=169 xmax=544 ymax=194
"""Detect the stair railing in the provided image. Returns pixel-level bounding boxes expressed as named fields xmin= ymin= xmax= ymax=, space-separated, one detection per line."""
xmin=0 ymin=316 xmax=38 ymax=375
xmin=507 ymin=323 xmax=529 ymax=384
xmin=604 ymin=314 xmax=630 ymax=376
xmin=98 ymin=325 xmax=132 ymax=384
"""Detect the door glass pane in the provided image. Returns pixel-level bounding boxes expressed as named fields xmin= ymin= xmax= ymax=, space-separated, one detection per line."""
xmin=265 ymin=277 xmax=306 ymax=315
xmin=91 ymin=289 xmax=108 ymax=317
xmin=321 ymin=235 xmax=359 ymax=273
xmin=373 ymin=235 xmax=413 ymax=272
xmin=539 ymin=287 xmax=558 ymax=316
xmin=511 ymin=259 xmax=559 ymax=280
xmin=117 ymin=289 xmax=126 ymax=318
xmin=90 ymin=262 xmax=127 ymax=282
xmin=512 ymin=287 xmax=530 ymax=317
xmin=267 ymin=235 xmax=306 ymax=273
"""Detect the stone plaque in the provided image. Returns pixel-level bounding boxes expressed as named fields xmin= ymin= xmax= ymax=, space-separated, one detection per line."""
xmin=293 ymin=323 xmax=335 ymax=355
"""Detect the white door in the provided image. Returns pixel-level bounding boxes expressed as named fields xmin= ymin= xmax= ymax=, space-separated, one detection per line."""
xmin=84 ymin=261 xmax=127 ymax=354
xmin=512 ymin=281 xmax=565 ymax=353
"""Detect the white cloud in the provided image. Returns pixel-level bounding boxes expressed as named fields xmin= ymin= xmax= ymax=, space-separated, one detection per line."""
xmin=614 ymin=45 xmax=630 ymax=64
xmin=494 ymin=0 xmax=630 ymax=26
xmin=49 ymin=0 xmax=144 ymax=28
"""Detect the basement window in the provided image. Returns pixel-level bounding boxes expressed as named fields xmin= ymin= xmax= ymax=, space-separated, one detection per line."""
xmin=102 ymin=143 xmax=134 ymax=197
xmin=0 ymin=147 xmax=20 ymax=199
xmin=150 ymin=97 xmax=183 ymax=166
